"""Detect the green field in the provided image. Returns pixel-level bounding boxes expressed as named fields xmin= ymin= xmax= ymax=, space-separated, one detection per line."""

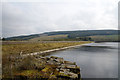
xmin=90 ymin=35 xmax=119 ymax=42
xmin=29 ymin=34 xmax=120 ymax=42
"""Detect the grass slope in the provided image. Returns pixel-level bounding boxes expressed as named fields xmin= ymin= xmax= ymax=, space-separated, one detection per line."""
xmin=29 ymin=35 xmax=68 ymax=41
xmin=5 ymin=30 xmax=119 ymax=41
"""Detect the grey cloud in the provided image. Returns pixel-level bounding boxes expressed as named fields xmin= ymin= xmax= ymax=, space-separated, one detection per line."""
xmin=2 ymin=0 xmax=119 ymax=37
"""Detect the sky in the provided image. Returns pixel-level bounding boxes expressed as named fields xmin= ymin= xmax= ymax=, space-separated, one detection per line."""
xmin=1 ymin=0 xmax=119 ymax=37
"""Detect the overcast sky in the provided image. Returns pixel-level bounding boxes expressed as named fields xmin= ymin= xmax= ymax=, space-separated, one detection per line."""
xmin=2 ymin=0 xmax=119 ymax=37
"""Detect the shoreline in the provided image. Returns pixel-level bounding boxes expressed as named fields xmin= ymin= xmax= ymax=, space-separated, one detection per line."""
xmin=22 ymin=42 xmax=94 ymax=57
xmin=3 ymin=41 xmax=94 ymax=79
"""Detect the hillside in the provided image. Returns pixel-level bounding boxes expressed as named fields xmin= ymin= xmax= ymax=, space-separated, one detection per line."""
xmin=5 ymin=30 xmax=120 ymax=42
xmin=29 ymin=35 xmax=68 ymax=41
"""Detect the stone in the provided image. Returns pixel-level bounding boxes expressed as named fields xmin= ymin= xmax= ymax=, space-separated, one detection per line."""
xmin=9 ymin=55 xmax=81 ymax=80
xmin=50 ymin=75 xmax=57 ymax=79
xmin=47 ymin=60 xmax=56 ymax=65
xmin=64 ymin=61 xmax=76 ymax=65
xmin=50 ymin=56 xmax=58 ymax=59
xmin=65 ymin=65 xmax=77 ymax=69
xmin=60 ymin=68 xmax=70 ymax=72
xmin=58 ymin=70 xmax=78 ymax=79
xmin=55 ymin=58 xmax=64 ymax=63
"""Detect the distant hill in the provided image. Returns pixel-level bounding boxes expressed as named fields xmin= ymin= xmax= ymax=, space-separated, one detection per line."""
xmin=5 ymin=30 xmax=120 ymax=42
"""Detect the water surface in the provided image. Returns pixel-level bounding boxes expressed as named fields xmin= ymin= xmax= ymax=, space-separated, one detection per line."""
xmin=47 ymin=42 xmax=118 ymax=78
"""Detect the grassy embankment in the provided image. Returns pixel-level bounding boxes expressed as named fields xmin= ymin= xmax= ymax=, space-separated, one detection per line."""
xmin=2 ymin=41 xmax=93 ymax=65
xmin=2 ymin=41 xmax=92 ymax=56
xmin=2 ymin=41 xmax=92 ymax=79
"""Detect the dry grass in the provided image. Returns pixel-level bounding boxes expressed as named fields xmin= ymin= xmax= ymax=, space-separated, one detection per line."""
xmin=2 ymin=41 xmax=92 ymax=55
xmin=2 ymin=41 xmax=93 ymax=66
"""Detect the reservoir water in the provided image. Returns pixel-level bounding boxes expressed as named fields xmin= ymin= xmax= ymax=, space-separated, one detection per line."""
xmin=47 ymin=42 xmax=118 ymax=78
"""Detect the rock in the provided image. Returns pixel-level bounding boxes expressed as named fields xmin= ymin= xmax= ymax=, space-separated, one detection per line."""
xmin=56 ymin=68 xmax=59 ymax=71
xmin=64 ymin=61 xmax=76 ymax=65
xmin=50 ymin=74 xmax=57 ymax=79
xmin=60 ymin=68 xmax=70 ymax=72
xmin=8 ymin=55 xmax=81 ymax=80
xmin=55 ymin=58 xmax=64 ymax=63
xmin=46 ymin=60 xmax=56 ymax=65
xmin=58 ymin=70 xmax=78 ymax=79
xmin=50 ymin=56 xmax=58 ymax=59
xmin=68 ymin=72 xmax=78 ymax=79
xmin=41 ymin=57 xmax=47 ymax=60
xmin=50 ymin=56 xmax=64 ymax=63
xmin=65 ymin=65 xmax=77 ymax=69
